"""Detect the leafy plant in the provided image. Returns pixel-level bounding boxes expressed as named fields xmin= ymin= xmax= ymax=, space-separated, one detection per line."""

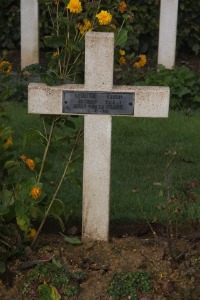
xmin=22 ymin=260 xmax=88 ymax=298
xmin=108 ymin=271 xmax=152 ymax=300
xmin=178 ymin=1 xmax=200 ymax=54
xmin=1 ymin=0 xmax=200 ymax=55
xmin=136 ymin=65 xmax=200 ymax=109
xmin=0 ymin=0 xmax=20 ymax=49
xmin=29 ymin=0 xmax=136 ymax=85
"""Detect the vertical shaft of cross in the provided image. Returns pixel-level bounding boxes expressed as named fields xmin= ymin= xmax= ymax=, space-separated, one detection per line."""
xmin=158 ymin=0 xmax=179 ymax=69
xmin=82 ymin=32 xmax=114 ymax=241
xmin=21 ymin=0 xmax=39 ymax=69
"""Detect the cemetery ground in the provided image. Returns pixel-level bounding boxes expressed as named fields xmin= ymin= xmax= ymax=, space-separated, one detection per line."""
xmin=1 ymin=103 xmax=200 ymax=299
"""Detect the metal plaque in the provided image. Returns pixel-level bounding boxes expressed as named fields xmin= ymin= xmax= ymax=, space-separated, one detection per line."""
xmin=62 ymin=91 xmax=134 ymax=115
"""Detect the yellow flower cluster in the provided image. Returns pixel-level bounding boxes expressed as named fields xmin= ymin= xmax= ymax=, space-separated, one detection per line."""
xmin=78 ymin=19 xmax=92 ymax=35
xmin=134 ymin=54 xmax=147 ymax=68
xmin=30 ymin=186 xmax=42 ymax=199
xmin=119 ymin=1 xmax=127 ymax=13
xmin=67 ymin=0 xmax=82 ymax=14
xmin=96 ymin=10 xmax=112 ymax=25
xmin=119 ymin=49 xmax=126 ymax=65
xmin=20 ymin=155 xmax=35 ymax=171
xmin=0 ymin=61 xmax=12 ymax=74
xmin=3 ymin=136 xmax=13 ymax=149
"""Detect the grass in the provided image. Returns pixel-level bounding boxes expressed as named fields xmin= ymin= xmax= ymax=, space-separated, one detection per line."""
xmin=111 ymin=111 xmax=200 ymax=223
xmin=5 ymin=102 xmax=200 ymax=224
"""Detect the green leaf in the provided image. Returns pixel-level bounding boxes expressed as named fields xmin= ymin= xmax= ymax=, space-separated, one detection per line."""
xmin=16 ymin=214 xmax=30 ymax=231
xmin=43 ymin=35 xmax=65 ymax=48
xmin=38 ymin=284 xmax=61 ymax=300
xmin=60 ymin=233 xmax=82 ymax=245
xmin=52 ymin=214 xmax=65 ymax=232
xmin=52 ymin=258 xmax=63 ymax=268
xmin=49 ymin=199 xmax=64 ymax=217
xmin=4 ymin=160 xmax=20 ymax=170
xmin=0 ymin=126 xmax=12 ymax=139
xmin=15 ymin=202 xmax=30 ymax=231
xmin=193 ymin=95 xmax=200 ymax=103
xmin=192 ymin=43 xmax=200 ymax=55
xmin=40 ymin=72 xmax=63 ymax=86
xmin=22 ymin=64 xmax=47 ymax=75
xmin=23 ymin=128 xmax=44 ymax=149
xmin=115 ymin=29 xmax=128 ymax=47
xmin=0 ymin=205 xmax=10 ymax=216
xmin=38 ymin=284 xmax=53 ymax=300
xmin=1 ymin=188 xmax=14 ymax=207
xmin=51 ymin=286 xmax=61 ymax=300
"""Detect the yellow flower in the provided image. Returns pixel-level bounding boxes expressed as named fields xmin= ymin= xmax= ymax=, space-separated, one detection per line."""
xmin=96 ymin=10 xmax=112 ymax=25
xmin=30 ymin=187 xmax=42 ymax=199
xmin=119 ymin=49 xmax=125 ymax=56
xmin=134 ymin=54 xmax=147 ymax=68
xmin=53 ymin=51 xmax=59 ymax=57
xmin=119 ymin=56 xmax=126 ymax=65
xmin=119 ymin=1 xmax=127 ymax=13
xmin=26 ymin=158 xmax=35 ymax=171
xmin=20 ymin=155 xmax=35 ymax=170
xmin=67 ymin=0 xmax=82 ymax=14
xmin=3 ymin=136 xmax=13 ymax=149
xmin=0 ymin=61 xmax=12 ymax=74
xmin=27 ymin=228 xmax=37 ymax=238
xmin=78 ymin=19 xmax=92 ymax=35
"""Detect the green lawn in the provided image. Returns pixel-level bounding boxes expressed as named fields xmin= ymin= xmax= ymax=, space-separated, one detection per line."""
xmin=5 ymin=102 xmax=200 ymax=224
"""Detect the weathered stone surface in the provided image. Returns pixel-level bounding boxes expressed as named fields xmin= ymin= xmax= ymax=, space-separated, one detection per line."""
xmin=28 ymin=84 xmax=169 ymax=118
xmin=158 ymin=0 xmax=179 ymax=69
xmin=21 ymin=0 xmax=39 ymax=69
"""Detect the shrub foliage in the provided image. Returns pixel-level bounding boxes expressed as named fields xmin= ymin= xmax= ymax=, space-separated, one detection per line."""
xmin=0 ymin=0 xmax=200 ymax=55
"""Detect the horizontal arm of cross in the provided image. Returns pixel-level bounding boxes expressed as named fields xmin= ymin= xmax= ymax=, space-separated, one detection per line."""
xmin=28 ymin=83 xmax=169 ymax=118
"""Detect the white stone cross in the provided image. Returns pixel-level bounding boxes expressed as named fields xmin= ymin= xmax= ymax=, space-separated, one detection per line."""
xmin=158 ymin=0 xmax=179 ymax=69
xmin=28 ymin=32 xmax=170 ymax=241
xmin=21 ymin=0 xmax=39 ymax=69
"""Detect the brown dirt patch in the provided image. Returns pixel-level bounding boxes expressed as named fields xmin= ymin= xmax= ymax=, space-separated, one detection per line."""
xmin=1 ymin=225 xmax=200 ymax=299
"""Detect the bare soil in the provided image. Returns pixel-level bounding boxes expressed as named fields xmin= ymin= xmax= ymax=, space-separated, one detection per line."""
xmin=0 ymin=224 xmax=200 ymax=299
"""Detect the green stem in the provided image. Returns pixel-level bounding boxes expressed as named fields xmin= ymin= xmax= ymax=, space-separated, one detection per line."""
xmin=37 ymin=117 xmax=57 ymax=183
xmin=66 ymin=52 xmax=81 ymax=78
xmin=55 ymin=1 xmax=62 ymax=77
xmin=31 ymin=125 xmax=83 ymax=248
xmin=91 ymin=0 xmax=101 ymax=29
xmin=114 ymin=19 xmax=125 ymax=47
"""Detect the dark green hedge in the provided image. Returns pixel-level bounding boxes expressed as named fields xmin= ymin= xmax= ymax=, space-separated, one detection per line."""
xmin=0 ymin=0 xmax=20 ymax=49
xmin=178 ymin=0 xmax=200 ymax=54
xmin=0 ymin=0 xmax=200 ymax=55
